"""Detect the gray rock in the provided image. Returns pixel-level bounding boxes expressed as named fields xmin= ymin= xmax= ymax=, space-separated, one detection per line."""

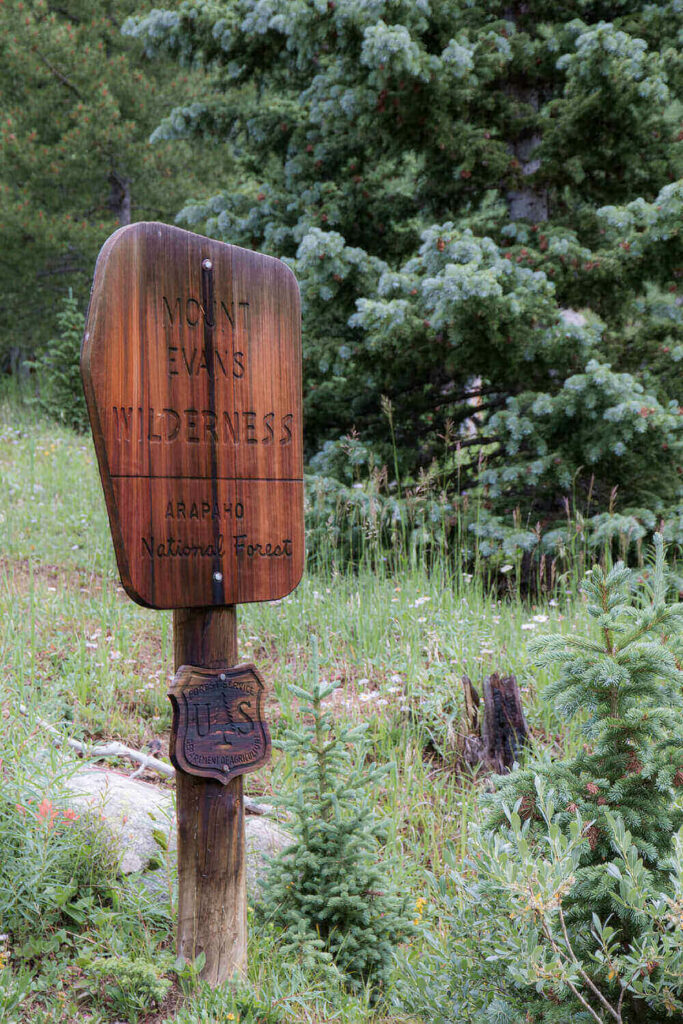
xmin=60 ymin=766 xmax=291 ymax=901
xmin=245 ymin=816 xmax=293 ymax=894
xmin=64 ymin=767 xmax=175 ymax=874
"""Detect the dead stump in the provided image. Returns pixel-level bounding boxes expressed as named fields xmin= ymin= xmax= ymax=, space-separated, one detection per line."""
xmin=461 ymin=672 xmax=530 ymax=773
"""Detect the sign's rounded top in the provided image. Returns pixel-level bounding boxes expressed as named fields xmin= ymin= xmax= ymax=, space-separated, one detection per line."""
xmin=81 ymin=221 xmax=304 ymax=609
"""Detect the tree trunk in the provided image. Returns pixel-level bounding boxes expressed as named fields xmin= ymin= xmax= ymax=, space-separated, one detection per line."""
xmin=504 ymin=6 xmax=549 ymax=222
xmin=108 ymin=169 xmax=131 ymax=225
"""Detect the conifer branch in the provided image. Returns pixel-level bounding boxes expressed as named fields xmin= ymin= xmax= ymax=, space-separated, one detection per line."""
xmin=31 ymin=45 xmax=84 ymax=99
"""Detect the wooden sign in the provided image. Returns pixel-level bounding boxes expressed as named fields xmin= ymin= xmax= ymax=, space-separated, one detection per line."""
xmin=81 ymin=222 xmax=304 ymax=609
xmin=169 ymin=663 xmax=270 ymax=785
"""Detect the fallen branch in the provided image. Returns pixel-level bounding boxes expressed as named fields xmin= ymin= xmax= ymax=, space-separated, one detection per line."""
xmin=18 ymin=706 xmax=272 ymax=815
xmin=20 ymin=703 xmax=175 ymax=777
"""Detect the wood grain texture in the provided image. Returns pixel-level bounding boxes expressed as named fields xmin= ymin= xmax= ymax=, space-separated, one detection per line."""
xmin=169 ymin=663 xmax=271 ymax=785
xmin=173 ymin=606 xmax=247 ymax=985
xmin=81 ymin=222 xmax=304 ymax=609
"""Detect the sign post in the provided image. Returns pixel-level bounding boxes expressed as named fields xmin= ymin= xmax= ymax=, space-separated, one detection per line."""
xmin=81 ymin=222 xmax=303 ymax=983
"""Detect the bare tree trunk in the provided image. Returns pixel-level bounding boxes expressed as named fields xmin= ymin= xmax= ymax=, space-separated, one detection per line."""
xmin=504 ymin=6 xmax=549 ymax=222
xmin=506 ymin=107 xmax=548 ymax=222
xmin=108 ymin=169 xmax=131 ymax=225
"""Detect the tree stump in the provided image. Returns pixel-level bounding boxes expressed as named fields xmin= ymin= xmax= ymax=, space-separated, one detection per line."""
xmin=461 ymin=673 xmax=530 ymax=772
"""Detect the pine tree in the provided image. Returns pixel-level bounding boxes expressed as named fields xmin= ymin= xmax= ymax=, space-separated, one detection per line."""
xmin=260 ymin=647 xmax=414 ymax=992
xmin=125 ymin=1 xmax=683 ymax=552
xmin=481 ymin=533 xmax=683 ymax=1021
xmin=31 ymin=290 xmax=87 ymax=430
xmin=0 ymin=0 xmax=218 ymax=362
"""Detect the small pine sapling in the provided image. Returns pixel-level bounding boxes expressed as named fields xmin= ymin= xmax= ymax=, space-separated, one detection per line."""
xmin=260 ymin=644 xmax=414 ymax=992
xmin=31 ymin=290 xmax=88 ymax=431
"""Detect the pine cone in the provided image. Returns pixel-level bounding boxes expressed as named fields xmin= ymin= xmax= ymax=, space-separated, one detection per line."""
xmin=673 ymin=768 xmax=683 ymax=787
xmin=586 ymin=782 xmax=599 ymax=795
xmin=584 ymin=824 xmax=602 ymax=850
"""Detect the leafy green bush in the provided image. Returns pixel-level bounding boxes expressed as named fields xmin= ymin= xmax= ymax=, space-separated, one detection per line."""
xmin=419 ymin=534 xmax=683 ymax=1023
xmin=82 ymin=952 xmax=172 ymax=1022
xmin=417 ymin=787 xmax=683 ymax=1024
xmin=260 ymin=643 xmax=414 ymax=992
xmin=0 ymin=782 xmax=119 ymax=945
xmin=0 ymin=963 xmax=35 ymax=1020
xmin=30 ymin=291 xmax=88 ymax=433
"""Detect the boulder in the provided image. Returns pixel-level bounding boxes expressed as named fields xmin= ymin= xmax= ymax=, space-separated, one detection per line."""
xmin=59 ymin=766 xmax=291 ymax=901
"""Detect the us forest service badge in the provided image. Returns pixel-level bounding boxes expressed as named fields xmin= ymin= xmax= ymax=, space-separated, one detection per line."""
xmin=169 ymin=663 xmax=271 ymax=784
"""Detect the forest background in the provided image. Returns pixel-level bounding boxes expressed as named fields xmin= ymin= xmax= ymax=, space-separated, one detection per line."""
xmin=0 ymin=3 xmax=683 ymax=1024
xmin=2 ymin=0 xmax=682 ymax=574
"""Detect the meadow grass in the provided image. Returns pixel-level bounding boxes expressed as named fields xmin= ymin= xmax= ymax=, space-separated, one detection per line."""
xmin=0 ymin=396 xmax=596 ymax=1022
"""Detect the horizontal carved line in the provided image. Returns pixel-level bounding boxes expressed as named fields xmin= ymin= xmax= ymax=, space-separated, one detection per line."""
xmin=111 ymin=474 xmax=304 ymax=482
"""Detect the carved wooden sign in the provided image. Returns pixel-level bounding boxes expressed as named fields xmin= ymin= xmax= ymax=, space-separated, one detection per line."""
xmin=81 ymin=222 xmax=304 ymax=609
xmin=169 ymin=663 xmax=271 ymax=784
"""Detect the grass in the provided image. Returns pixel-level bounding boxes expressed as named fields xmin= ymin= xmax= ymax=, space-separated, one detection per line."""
xmin=0 ymin=395 xmax=596 ymax=1022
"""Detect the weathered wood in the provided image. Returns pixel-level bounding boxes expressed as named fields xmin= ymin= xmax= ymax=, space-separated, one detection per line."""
xmin=461 ymin=672 xmax=529 ymax=773
xmin=81 ymin=221 xmax=304 ymax=609
xmin=460 ymin=674 xmax=485 ymax=767
xmin=461 ymin=674 xmax=480 ymax=733
xmin=80 ymin=226 xmax=301 ymax=987
xmin=173 ymin=606 xmax=247 ymax=985
xmin=169 ymin=663 xmax=270 ymax=785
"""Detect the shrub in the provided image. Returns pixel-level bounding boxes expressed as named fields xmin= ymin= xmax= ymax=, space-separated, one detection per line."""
xmin=0 ymin=787 xmax=119 ymax=945
xmin=169 ymin=978 xmax=286 ymax=1024
xmin=83 ymin=952 xmax=172 ymax=1022
xmin=419 ymin=534 xmax=683 ymax=1023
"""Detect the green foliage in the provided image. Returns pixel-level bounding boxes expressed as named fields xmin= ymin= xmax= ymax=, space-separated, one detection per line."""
xmin=0 ymin=711 xmax=173 ymax=1020
xmin=82 ymin=951 xmax=172 ymax=1022
xmin=418 ymin=786 xmax=683 ymax=1024
xmin=0 ymin=0 xmax=219 ymax=362
xmin=424 ymin=534 xmax=683 ymax=1023
xmin=0 ymin=963 xmax=36 ymax=1019
xmin=31 ymin=291 xmax=87 ymax=432
xmin=260 ymin=642 xmax=414 ymax=992
xmin=126 ymin=0 xmax=683 ymax=551
xmin=169 ymin=977 xmax=286 ymax=1024
xmin=0 ymin=773 xmax=119 ymax=945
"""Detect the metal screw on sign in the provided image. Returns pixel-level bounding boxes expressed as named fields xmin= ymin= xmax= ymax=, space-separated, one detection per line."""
xmin=81 ymin=222 xmax=303 ymax=987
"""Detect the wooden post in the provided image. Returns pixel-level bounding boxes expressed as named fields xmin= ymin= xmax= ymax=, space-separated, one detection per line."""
xmin=173 ymin=606 xmax=246 ymax=985
xmin=81 ymin=222 xmax=303 ymax=988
